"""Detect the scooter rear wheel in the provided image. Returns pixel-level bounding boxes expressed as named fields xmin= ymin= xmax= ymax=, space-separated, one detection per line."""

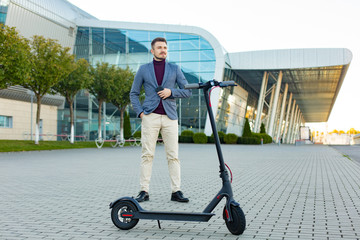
xmin=223 ymin=205 xmax=246 ymax=235
xmin=111 ymin=201 xmax=139 ymax=230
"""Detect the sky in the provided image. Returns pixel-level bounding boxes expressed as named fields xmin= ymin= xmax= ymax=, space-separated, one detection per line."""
xmin=68 ymin=0 xmax=360 ymax=132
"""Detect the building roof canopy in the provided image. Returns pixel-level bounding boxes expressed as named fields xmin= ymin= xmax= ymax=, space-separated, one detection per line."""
xmin=228 ymin=48 xmax=352 ymax=122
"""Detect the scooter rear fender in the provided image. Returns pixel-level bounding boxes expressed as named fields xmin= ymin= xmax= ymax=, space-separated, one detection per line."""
xmin=109 ymin=196 xmax=143 ymax=211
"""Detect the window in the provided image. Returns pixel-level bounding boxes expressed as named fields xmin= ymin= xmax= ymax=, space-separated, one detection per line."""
xmin=0 ymin=0 xmax=9 ymax=24
xmin=0 ymin=115 xmax=13 ymax=128
xmin=68 ymin=27 xmax=74 ymax=37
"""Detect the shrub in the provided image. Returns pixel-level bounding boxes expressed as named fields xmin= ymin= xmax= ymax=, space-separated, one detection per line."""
xmin=252 ymin=133 xmax=272 ymax=144
xmin=242 ymin=118 xmax=252 ymax=137
xmin=237 ymin=137 xmax=261 ymax=145
xmin=179 ymin=130 xmax=194 ymax=143
xmin=218 ymin=131 xmax=225 ymax=139
xmin=181 ymin=130 xmax=194 ymax=137
xmin=224 ymin=133 xmax=238 ymax=144
xmin=207 ymin=136 xmax=215 ymax=143
xmin=133 ymin=131 xmax=141 ymax=138
xmin=179 ymin=136 xmax=193 ymax=143
xmin=263 ymin=134 xmax=272 ymax=143
xmin=193 ymin=132 xmax=207 ymax=144
xmin=260 ymin=123 xmax=266 ymax=134
xmin=211 ymin=131 xmax=225 ymax=143
xmin=252 ymin=133 xmax=262 ymax=142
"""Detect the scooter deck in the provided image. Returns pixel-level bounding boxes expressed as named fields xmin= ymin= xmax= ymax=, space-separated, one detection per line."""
xmin=123 ymin=210 xmax=215 ymax=222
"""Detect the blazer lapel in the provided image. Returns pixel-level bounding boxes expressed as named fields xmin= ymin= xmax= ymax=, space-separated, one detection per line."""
xmin=162 ymin=61 xmax=170 ymax=86
xmin=149 ymin=62 xmax=158 ymax=86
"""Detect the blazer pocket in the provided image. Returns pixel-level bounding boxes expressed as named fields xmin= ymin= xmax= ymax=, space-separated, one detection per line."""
xmin=166 ymin=98 xmax=176 ymax=104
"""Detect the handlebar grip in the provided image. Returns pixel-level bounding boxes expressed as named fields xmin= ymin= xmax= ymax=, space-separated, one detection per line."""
xmin=184 ymin=83 xmax=200 ymax=89
xmin=220 ymin=81 xmax=237 ymax=86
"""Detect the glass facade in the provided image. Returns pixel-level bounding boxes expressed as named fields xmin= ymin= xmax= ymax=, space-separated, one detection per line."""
xmin=59 ymin=27 xmax=217 ymax=139
xmin=215 ymin=68 xmax=260 ymax=135
xmin=0 ymin=0 xmax=9 ymax=25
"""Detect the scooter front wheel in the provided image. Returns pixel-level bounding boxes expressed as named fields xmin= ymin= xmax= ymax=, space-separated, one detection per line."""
xmin=223 ymin=205 xmax=246 ymax=235
xmin=111 ymin=201 xmax=139 ymax=230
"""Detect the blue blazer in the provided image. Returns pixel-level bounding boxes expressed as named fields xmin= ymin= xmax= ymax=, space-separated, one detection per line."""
xmin=130 ymin=61 xmax=192 ymax=120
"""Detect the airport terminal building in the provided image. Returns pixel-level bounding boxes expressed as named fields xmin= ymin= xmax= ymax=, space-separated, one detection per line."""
xmin=0 ymin=0 xmax=352 ymax=143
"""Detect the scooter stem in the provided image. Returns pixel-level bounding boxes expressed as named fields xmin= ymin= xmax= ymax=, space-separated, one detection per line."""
xmin=203 ymin=86 xmax=227 ymax=175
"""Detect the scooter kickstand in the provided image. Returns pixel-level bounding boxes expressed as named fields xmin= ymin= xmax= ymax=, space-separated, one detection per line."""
xmin=157 ymin=220 xmax=161 ymax=229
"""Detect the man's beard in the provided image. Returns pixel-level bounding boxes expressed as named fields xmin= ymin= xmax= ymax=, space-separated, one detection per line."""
xmin=154 ymin=53 xmax=166 ymax=60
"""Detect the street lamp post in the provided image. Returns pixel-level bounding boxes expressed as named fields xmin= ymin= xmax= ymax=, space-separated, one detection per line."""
xmin=27 ymin=90 xmax=35 ymax=140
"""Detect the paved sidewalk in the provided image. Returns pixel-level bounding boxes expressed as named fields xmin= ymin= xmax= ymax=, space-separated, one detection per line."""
xmin=330 ymin=145 xmax=360 ymax=164
xmin=1 ymin=144 xmax=360 ymax=239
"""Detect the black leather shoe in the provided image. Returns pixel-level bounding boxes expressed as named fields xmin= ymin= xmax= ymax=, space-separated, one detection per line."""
xmin=171 ymin=191 xmax=189 ymax=202
xmin=135 ymin=191 xmax=149 ymax=202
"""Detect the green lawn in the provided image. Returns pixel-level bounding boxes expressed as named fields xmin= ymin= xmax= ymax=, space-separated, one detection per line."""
xmin=0 ymin=140 xmax=123 ymax=152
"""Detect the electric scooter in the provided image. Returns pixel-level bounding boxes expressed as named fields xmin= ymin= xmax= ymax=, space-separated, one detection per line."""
xmin=109 ymin=80 xmax=246 ymax=235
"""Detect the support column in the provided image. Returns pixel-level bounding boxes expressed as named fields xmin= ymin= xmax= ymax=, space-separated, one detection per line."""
xmin=292 ymin=109 xmax=301 ymax=143
xmin=254 ymin=71 xmax=268 ymax=133
xmin=273 ymin=93 xmax=283 ymax=139
xmin=282 ymin=92 xmax=292 ymax=143
xmin=275 ymin=84 xmax=288 ymax=143
xmin=286 ymin=100 xmax=296 ymax=144
xmin=290 ymin=107 xmax=300 ymax=144
xmin=267 ymin=71 xmax=283 ymax=137
xmin=292 ymin=106 xmax=299 ymax=143
xmin=265 ymin=85 xmax=275 ymax=132
xmin=297 ymin=112 xmax=302 ymax=141
xmin=301 ymin=114 xmax=304 ymax=125
xmin=297 ymin=111 xmax=302 ymax=141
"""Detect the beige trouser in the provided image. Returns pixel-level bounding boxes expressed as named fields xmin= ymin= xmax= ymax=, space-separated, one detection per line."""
xmin=140 ymin=113 xmax=180 ymax=193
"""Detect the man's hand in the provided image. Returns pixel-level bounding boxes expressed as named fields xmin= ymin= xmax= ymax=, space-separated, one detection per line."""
xmin=140 ymin=112 xmax=144 ymax=119
xmin=157 ymin=88 xmax=172 ymax=99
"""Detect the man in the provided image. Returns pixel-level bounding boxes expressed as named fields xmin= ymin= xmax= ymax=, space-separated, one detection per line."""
xmin=130 ymin=37 xmax=192 ymax=203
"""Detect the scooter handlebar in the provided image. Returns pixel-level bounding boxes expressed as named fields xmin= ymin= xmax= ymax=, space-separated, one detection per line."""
xmin=184 ymin=80 xmax=237 ymax=90
xmin=184 ymin=83 xmax=200 ymax=89
xmin=219 ymin=81 xmax=237 ymax=87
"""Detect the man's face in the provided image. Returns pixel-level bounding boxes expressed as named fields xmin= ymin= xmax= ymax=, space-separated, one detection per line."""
xmin=151 ymin=41 xmax=167 ymax=61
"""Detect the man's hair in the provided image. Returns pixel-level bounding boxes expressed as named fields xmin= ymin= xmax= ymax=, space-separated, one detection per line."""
xmin=151 ymin=37 xmax=167 ymax=48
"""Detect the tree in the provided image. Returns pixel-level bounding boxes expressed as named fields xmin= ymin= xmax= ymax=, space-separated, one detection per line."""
xmin=22 ymin=35 xmax=74 ymax=144
xmin=52 ymin=58 xmax=92 ymax=143
xmin=88 ymin=62 xmax=115 ymax=139
xmin=0 ymin=24 xmax=31 ymax=89
xmin=124 ymin=111 xmax=132 ymax=139
xmin=108 ymin=66 xmax=135 ymax=141
xmin=260 ymin=123 xmax=266 ymax=134
xmin=331 ymin=129 xmax=339 ymax=134
xmin=347 ymin=128 xmax=357 ymax=135
xmin=243 ymin=118 xmax=252 ymax=137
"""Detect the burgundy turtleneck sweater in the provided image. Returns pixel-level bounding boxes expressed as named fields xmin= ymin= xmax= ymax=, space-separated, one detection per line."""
xmin=153 ymin=59 xmax=166 ymax=115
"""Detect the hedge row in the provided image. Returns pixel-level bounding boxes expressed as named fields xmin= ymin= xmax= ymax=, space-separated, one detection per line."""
xmin=132 ymin=130 xmax=273 ymax=145
xmin=179 ymin=130 xmax=272 ymax=145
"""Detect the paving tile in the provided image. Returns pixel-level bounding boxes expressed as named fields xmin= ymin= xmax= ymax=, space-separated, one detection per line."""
xmin=1 ymin=145 xmax=360 ymax=239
